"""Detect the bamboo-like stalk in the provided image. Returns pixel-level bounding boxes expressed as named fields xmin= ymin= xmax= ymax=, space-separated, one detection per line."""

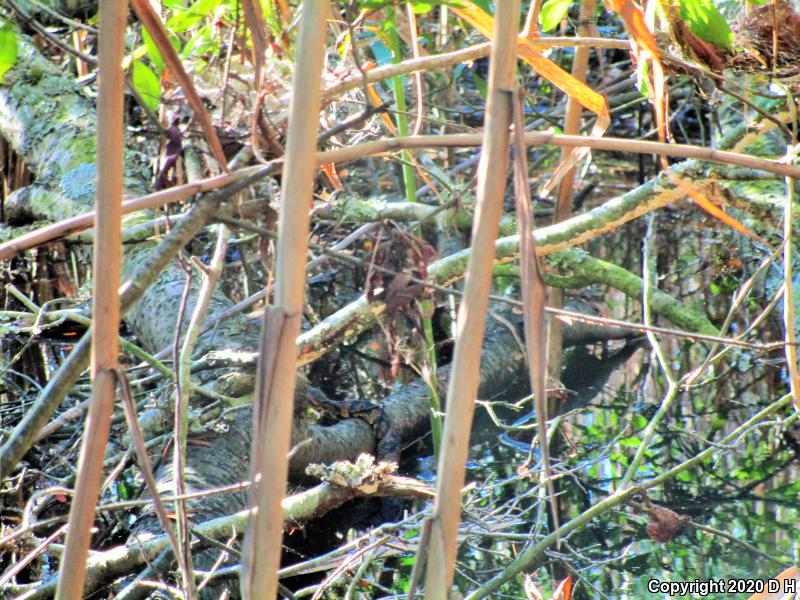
xmin=239 ymin=3 xmax=330 ymax=598
xmin=541 ymin=0 xmax=594 ymax=550
xmin=304 ymin=132 xmax=800 ymax=178
xmin=54 ymin=1 xmax=128 ymax=598
xmin=510 ymin=91 xmax=560 ymax=540
xmin=241 ymin=0 xmax=268 ymax=162
xmin=783 ymin=169 xmax=800 ymax=408
xmin=548 ymin=0 xmax=595 ymax=380
xmin=421 ymin=3 xmax=521 ymax=597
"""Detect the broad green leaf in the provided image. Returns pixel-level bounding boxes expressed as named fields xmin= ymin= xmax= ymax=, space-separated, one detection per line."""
xmin=0 ymin=20 xmax=18 ymax=82
xmin=141 ymin=29 xmax=180 ymax=76
xmin=360 ymin=0 xmax=393 ymax=9
xmin=141 ymin=32 xmax=163 ymax=76
xmin=261 ymin=0 xmax=283 ymax=35
xmin=132 ymin=60 xmax=161 ymax=112
xmin=619 ymin=437 xmax=643 ymax=448
xmin=166 ymin=0 xmax=220 ymax=33
xmin=471 ymin=72 xmax=487 ymax=98
xmin=181 ymin=26 xmax=211 ymax=59
xmin=539 ymin=0 xmax=573 ymax=32
xmin=677 ymin=0 xmax=733 ymax=51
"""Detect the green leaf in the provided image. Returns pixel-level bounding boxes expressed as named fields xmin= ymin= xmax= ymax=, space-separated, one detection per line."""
xmin=116 ymin=481 xmax=131 ymax=500
xmin=619 ymin=437 xmax=643 ymax=448
xmin=132 ymin=60 xmax=161 ymax=112
xmin=261 ymin=0 xmax=277 ymax=33
xmin=166 ymin=0 xmax=220 ymax=33
xmin=408 ymin=0 xmax=464 ymax=12
xmin=539 ymin=0 xmax=573 ymax=32
xmin=460 ymin=0 xmax=492 ymax=13
xmin=181 ymin=25 xmax=215 ymax=63
xmin=471 ymin=72 xmax=487 ymax=98
xmin=780 ymin=481 xmax=800 ymax=495
xmin=141 ymin=30 xmax=165 ymax=76
xmin=677 ymin=0 xmax=733 ymax=52
xmin=359 ymin=0 xmax=395 ymax=9
xmin=0 ymin=20 xmax=18 ymax=82
xmin=610 ymin=452 xmax=629 ymax=465
xmin=141 ymin=29 xmax=180 ymax=77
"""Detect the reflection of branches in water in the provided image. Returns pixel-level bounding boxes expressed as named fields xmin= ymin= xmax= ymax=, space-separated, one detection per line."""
xmin=497 ymin=339 xmax=646 ymax=454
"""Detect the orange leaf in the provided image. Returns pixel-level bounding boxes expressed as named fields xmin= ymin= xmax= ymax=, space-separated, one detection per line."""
xmin=668 ymin=171 xmax=767 ymax=245
xmin=321 ymin=163 xmax=344 ymax=191
xmin=605 ymin=0 xmax=659 ymax=56
xmin=605 ymin=0 xmax=669 ymax=144
xmin=366 ymin=84 xmax=398 ymax=135
xmin=452 ymin=2 xmax=610 ymax=194
xmin=452 ymin=3 xmax=608 ymax=118
xmin=553 ymin=575 xmax=573 ymax=600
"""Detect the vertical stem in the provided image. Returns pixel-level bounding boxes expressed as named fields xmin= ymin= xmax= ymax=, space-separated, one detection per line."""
xmin=643 ymin=213 xmax=675 ymax=383
xmin=174 ymin=225 xmax=228 ymax=597
xmin=386 ymin=9 xmax=417 ymax=204
xmin=55 ymin=0 xmax=127 ymax=597
xmin=619 ymin=380 xmax=679 ymax=489
xmin=547 ymin=0 xmax=595 ymax=381
xmin=422 ymin=304 xmax=442 ymax=457
xmin=388 ymin=6 xmax=441 ymax=453
xmin=783 ymin=158 xmax=800 ymax=409
xmin=438 ymin=6 xmax=457 ymax=169
xmin=421 ymin=3 xmax=521 ymax=597
xmin=240 ymin=3 xmax=329 ymax=598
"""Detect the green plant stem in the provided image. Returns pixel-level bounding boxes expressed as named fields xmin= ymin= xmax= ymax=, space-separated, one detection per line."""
xmin=422 ymin=303 xmax=442 ymax=457
xmin=386 ymin=9 xmax=441 ymax=455
xmin=386 ymin=9 xmax=416 ymax=204
xmin=618 ymin=380 xmax=679 ymax=489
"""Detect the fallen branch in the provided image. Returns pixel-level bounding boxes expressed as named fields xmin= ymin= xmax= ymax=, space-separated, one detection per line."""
xmin=18 ymin=464 xmax=433 ymax=600
xmin=0 ymin=180 xmax=250 ymax=476
xmin=296 ymin=161 xmax=711 ymax=365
